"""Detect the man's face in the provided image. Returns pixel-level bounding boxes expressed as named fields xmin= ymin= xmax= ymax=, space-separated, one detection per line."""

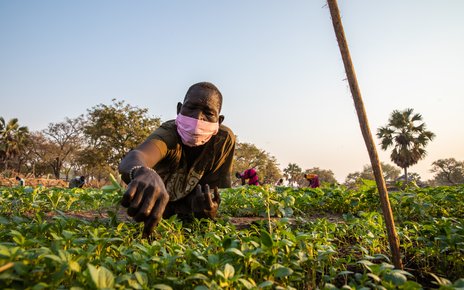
xmin=178 ymin=87 xmax=222 ymax=123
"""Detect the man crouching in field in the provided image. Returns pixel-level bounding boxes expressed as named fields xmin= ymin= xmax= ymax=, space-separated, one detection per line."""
xmin=118 ymin=82 xmax=236 ymax=237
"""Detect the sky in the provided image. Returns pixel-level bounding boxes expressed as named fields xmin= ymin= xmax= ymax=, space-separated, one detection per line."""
xmin=1 ymin=0 xmax=463 ymax=183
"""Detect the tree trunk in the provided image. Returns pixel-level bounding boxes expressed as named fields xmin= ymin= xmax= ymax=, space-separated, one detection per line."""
xmin=404 ymin=167 xmax=408 ymax=184
xmin=52 ymin=157 xmax=62 ymax=179
xmin=64 ymin=167 xmax=72 ymax=181
xmin=327 ymin=0 xmax=403 ymax=269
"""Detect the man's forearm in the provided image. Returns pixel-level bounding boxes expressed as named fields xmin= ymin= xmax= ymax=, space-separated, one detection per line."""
xmin=118 ymin=150 xmax=150 ymax=184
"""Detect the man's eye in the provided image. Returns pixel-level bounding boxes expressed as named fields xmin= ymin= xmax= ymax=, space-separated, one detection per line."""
xmin=206 ymin=111 xmax=214 ymax=116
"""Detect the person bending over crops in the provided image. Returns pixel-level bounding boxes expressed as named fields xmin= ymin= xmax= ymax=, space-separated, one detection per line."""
xmin=304 ymin=173 xmax=320 ymax=188
xmin=235 ymin=168 xmax=259 ymax=186
xmin=69 ymin=176 xmax=85 ymax=188
xmin=275 ymin=178 xmax=284 ymax=186
xmin=119 ymin=82 xmax=236 ymax=237
xmin=15 ymin=176 xmax=25 ymax=186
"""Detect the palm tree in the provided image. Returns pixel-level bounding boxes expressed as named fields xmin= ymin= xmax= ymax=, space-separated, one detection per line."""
xmin=377 ymin=108 xmax=435 ymax=183
xmin=0 ymin=117 xmax=30 ymax=171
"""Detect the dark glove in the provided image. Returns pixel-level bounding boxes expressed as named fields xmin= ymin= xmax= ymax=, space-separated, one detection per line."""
xmin=235 ymin=172 xmax=242 ymax=179
xmin=190 ymin=184 xmax=221 ymax=219
xmin=121 ymin=166 xmax=170 ymax=238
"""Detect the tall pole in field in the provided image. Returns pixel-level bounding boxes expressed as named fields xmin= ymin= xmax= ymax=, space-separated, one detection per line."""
xmin=326 ymin=0 xmax=403 ymax=269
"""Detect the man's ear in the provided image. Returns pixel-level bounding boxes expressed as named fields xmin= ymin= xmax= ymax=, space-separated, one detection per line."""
xmin=177 ymin=102 xmax=182 ymax=115
xmin=218 ymin=115 xmax=224 ymax=124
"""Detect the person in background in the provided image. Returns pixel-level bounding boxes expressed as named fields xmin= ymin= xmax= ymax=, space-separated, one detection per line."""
xmin=304 ymin=173 xmax=320 ymax=188
xmin=15 ymin=176 xmax=25 ymax=186
xmin=275 ymin=178 xmax=284 ymax=186
xmin=69 ymin=176 xmax=85 ymax=188
xmin=236 ymin=168 xmax=259 ymax=186
xmin=118 ymin=82 xmax=236 ymax=238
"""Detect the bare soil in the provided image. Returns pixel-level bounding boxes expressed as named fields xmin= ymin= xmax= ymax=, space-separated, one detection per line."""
xmin=31 ymin=209 xmax=344 ymax=229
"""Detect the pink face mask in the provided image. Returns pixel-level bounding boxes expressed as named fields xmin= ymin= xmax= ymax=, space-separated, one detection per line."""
xmin=175 ymin=113 xmax=219 ymax=147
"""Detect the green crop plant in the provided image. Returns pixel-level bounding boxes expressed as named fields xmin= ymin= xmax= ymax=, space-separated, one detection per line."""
xmin=0 ymin=184 xmax=463 ymax=288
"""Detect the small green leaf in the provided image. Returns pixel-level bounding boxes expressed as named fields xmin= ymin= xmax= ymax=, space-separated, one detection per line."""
xmin=0 ymin=245 xmax=11 ymax=258
xmin=69 ymin=261 xmax=81 ymax=272
xmin=135 ymin=271 xmax=148 ymax=286
xmin=223 ymin=263 xmax=235 ymax=279
xmin=402 ymin=281 xmax=424 ymax=289
xmin=323 ymin=283 xmax=338 ymax=290
xmin=238 ymin=278 xmax=255 ymax=289
xmin=44 ymin=254 xmax=63 ymax=263
xmin=153 ymin=284 xmax=172 ymax=290
xmin=454 ymin=278 xmax=464 ymax=287
xmin=185 ymin=273 xmax=209 ymax=281
xmin=273 ymin=266 xmax=293 ymax=278
xmin=0 ymin=216 xmax=9 ymax=225
xmin=101 ymin=185 xmax=118 ymax=193
xmin=383 ymin=271 xmax=407 ymax=286
xmin=260 ymin=230 xmax=273 ymax=247
xmin=192 ymin=251 xmax=208 ymax=263
xmin=215 ymin=270 xmax=225 ymax=279
xmin=225 ymin=248 xmax=244 ymax=257
xmin=367 ymin=273 xmax=381 ymax=282
xmin=127 ymin=280 xmax=142 ymax=289
xmin=109 ymin=173 xmax=121 ymax=189
xmin=87 ymin=264 xmax=114 ymax=289
xmin=31 ymin=282 xmax=49 ymax=290
xmin=258 ymin=280 xmax=274 ymax=288
xmin=338 ymin=270 xmax=354 ymax=276
xmin=222 ymin=237 xmax=233 ymax=248
xmin=357 ymin=260 xmax=374 ymax=271
xmin=62 ymin=230 xmax=75 ymax=240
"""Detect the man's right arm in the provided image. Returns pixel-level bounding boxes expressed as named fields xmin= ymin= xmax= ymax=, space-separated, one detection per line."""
xmin=118 ymin=139 xmax=164 ymax=184
xmin=118 ymin=138 xmax=170 ymax=238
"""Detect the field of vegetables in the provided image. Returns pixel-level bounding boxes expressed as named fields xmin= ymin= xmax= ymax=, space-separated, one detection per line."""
xmin=0 ymin=180 xmax=463 ymax=289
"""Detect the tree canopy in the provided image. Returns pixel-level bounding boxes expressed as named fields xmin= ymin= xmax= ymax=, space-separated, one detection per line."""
xmin=81 ymin=99 xmax=161 ymax=173
xmin=377 ymin=108 xmax=435 ymax=183
xmin=283 ymin=163 xmax=303 ymax=185
xmin=344 ymin=162 xmax=401 ymax=187
xmin=232 ymin=141 xmax=281 ymax=185
xmin=0 ymin=117 xmax=29 ymax=171
xmin=430 ymin=158 xmax=464 ymax=186
xmin=42 ymin=117 xmax=84 ymax=179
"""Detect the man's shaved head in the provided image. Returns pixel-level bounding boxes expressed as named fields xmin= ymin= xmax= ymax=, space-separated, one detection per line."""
xmin=184 ymin=82 xmax=223 ymax=112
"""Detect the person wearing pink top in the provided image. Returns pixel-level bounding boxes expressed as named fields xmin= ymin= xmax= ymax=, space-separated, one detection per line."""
xmin=304 ymin=174 xmax=320 ymax=188
xmin=236 ymin=168 xmax=259 ymax=186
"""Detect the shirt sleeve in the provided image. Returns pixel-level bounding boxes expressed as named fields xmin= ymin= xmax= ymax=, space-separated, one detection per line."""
xmin=201 ymin=125 xmax=236 ymax=188
xmin=145 ymin=120 xmax=179 ymax=160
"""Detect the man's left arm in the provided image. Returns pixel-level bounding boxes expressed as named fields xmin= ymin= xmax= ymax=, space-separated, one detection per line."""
xmin=185 ymin=129 xmax=235 ymax=219
xmin=202 ymin=130 xmax=236 ymax=188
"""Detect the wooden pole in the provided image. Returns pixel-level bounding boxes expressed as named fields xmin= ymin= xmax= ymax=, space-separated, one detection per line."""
xmin=326 ymin=0 xmax=403 ymax=269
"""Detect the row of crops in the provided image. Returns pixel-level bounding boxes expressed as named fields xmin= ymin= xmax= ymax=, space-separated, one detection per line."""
xmin=0 ymin=180 xmax=463 ymax=289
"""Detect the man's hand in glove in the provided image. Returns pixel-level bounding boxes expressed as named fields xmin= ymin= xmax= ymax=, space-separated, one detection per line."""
xmin=120 ymin=166 xmax=170 ymax=238
xmin=190 ymin=184 xmax=221 ymax=219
